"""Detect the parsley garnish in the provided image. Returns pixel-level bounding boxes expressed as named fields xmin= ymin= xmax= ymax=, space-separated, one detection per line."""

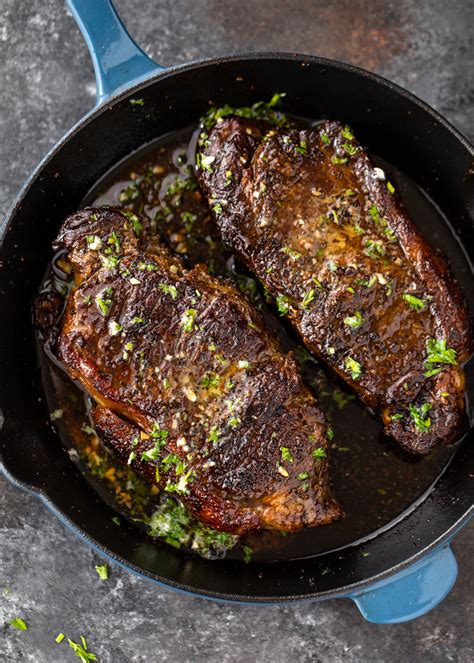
xmin=341 ymin=125 xmax=355 ymax=140
xmin=297 ymin=471 xmax=309 ymax=480
xmin=201 ymin=93 xmax=287 ymax=131
xmin=276 ymin=294 xmax=290 ymax=316
xmin=95 ymin=287 xmax=113 ymax=317
xmin=363 ymin=239 xmax=385 ymax=259
xmin=345 ymin=356 xmax=362 ymax=380
xmin=423 ymin=338 xmax=457 ymax=377
xmin=10 ymin=617 xmax=27 ymax=630
xmin=342 ymin=142 xmax=359 ymax=156
xmin=55 ymin=633 xmax=65 ymax=643
xmin=281 ymin=245 xmax=302 ymax=261
xmin=181 ymin=308 xmax=197 ymax=332
xmin=67 ymin=636 xmax=98 ymax=662
xmin=387 ymin=181 xmax=395 ymax=193
xmin=280 ymin=447 xmax=294 ymax=463
xmin=344 ymin=310 xmax=365 ymax=329
xmin=332 ymin=155 xmax=348 ymax=165
xmin=130 ymin=98 xmax=144 ymax=106
xmin=199 ymin=154 xmax=216 ymax=172
xmin=159 ymin=283 xmax=178 ymax=300
xmin=85 ymin=235 xmax=102 ymax=251
xmin=208 ymin=427 xmax=221 ymax=444
xmin=409 ymin=402 xmax=432 ymax=432
xmin=313 ymin=447 xmax=327 ymax=459
xmin=403 ymin=293 xmax=426 ymax=311
xmin=301 ymin=288 xmax=315 ymax=309
xmin=141 ymin=427 xmax=168 ymax=461
xmin=321 ymin=132 xmax=331 ymax=145
xmin=95 ymin=564 xmax=109 ymax=580
xmin=242 ymin=545 xmax=253 ymax=563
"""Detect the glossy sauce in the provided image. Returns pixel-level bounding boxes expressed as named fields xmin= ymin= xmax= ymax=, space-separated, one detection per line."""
xmin=36 ymin=124 xmax=473 ymax=562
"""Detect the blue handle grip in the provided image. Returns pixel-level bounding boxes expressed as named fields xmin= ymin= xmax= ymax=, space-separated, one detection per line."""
xmin=66 ymin=0 xmax=164 ymax=105
xmin=350 ymin=544 xmax=458 ymax=623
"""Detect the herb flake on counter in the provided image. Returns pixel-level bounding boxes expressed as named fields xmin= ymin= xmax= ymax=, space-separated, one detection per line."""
xmin=10 ymin=617 xmax=27 ymax=631
xmin=95 ymin=563 xmax=109 ymax=581
xmin=67 ymin=636 xmax=98 ymax=662
xmin=129 ymin=98 xmax=144 ymax=106
xmin=55 ymin=633 xmax=65 ymax=644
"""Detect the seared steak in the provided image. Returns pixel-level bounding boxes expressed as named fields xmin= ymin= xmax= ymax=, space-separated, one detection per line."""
xmin=54 ymin=207 xmax=342 ymax=533
xmin=197 ymin=116 xmax=471 ymax=454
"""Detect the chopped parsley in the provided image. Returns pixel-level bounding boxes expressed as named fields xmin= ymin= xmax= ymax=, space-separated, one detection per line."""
xmin=55 ymin=633 xmax=65 ymax=644
xmin=122 ymin=210 xmax=142 ymax=235
xmin=403 ymin=293 xmax=426 ymax=311
xmin=301 ymin=288 xmax=315 ymax=310
xmin=141 ymin=427 xmax=168 ymax=461
xmin=85 ymin=235 xmax=102 ymax=251
xmin=224 ymin=169 xmax=233 ymax=186
xmin=228 ymin=416 xmax=239 ymax=428
xmin=107 ymin=230 xmax=121 ymax=254
xmin=159 ymin=283 xmax=178 ymax=300
xmin=280 ymin=447 xmax=294 ymax=463
xmin=148 ymin=497 xmax=237 ymax=558
xmin=363 ymin=239 xmax=385 ymax=259
xmin=199 ymin=154 xmax=215 ymax=172
xmin=67 ymin=636 xmax=97 ymax=662
xmin=331 ymin=155 xmax=348 ymax=165
xmin=424 ymin=338 xmax=457 ymax=377
xmin=345 ymin=355 xmax=362 ymax=380
xmin=341 ymin=125 xmax=355 ymax=140
xmin=313 ymin=447 xmax=327 ymax=459
xmin=201 ymin=373 xmax=220 ymax=389
xmin=108 ymin=320 xmax=123 ymax=336
xmin=181 ymin=308 xmax=197 ymax=332
xmin=390 ymin=413 xmax=404 ymax=420
xmin=281 ymin=245 xmax=302 ymax=260
xmin=387 ymin=181 xmax=395 ymax=193
xmin=95 ymin=287 xmax=113 ymax=317
xmin=342 ymin=142 xmax=359 ymax=156
xmin=344 ymin=310 xmax=365 ymax=329
xmin=321 ymin=132 xmax=331 ymax=145
xmin=276 ymin=294 xmax=290 ymax=316
xmin=295 ymin=138 xmax=308 ymax=156
xmin=129 ymin=98 xmax=144 ymax=106
xmin=409 ymin=402 xmax=432 ymax=433
xmin=95 ymin=564 xmax=109 ymax=580
xmin=201 ymin=92 xmax=287 ymax=131
xmin=208 ymin=427 xmax=221 ymax=444
xmin=131 ymin=316 xmax=144 ymax=325
xmin=242 ymin=545 xmax=253 ymax=563
xmin=10 ymin=617 xmax=27 ymax=630
xmin=297 ymin=471 xmax=309 ymax=481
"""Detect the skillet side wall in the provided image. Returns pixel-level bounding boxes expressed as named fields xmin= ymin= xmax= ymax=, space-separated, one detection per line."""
xmin=1 ymin=56 xmax=473 ymax=600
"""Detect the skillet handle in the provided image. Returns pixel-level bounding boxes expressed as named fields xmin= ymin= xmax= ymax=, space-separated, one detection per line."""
xmin=349 ymin=544 xmax=458 ymax=623
xmin=66 ymin=0 xmax=164 ymax=105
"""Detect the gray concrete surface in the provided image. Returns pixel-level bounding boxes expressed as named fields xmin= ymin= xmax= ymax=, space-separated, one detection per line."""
xmin=1 ymin=1 xmax=473 ymax=661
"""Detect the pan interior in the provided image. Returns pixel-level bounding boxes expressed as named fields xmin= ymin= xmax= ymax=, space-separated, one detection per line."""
xmin=36 ymin=120 xmax=473 ymax=564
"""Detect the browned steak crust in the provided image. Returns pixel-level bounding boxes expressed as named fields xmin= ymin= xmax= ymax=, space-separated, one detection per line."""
xmin=197 ymin=117 xmax=472 ymax=454
xmin=54 ymin=206 xmax=342 ymax=533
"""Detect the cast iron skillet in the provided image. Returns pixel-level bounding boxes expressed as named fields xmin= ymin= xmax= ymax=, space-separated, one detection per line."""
xmin=0 ymin=0 xmax=473 ymax=623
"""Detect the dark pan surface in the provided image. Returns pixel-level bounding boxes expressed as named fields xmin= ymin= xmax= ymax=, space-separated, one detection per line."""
xmin=1 ymin=55 xmax=473 ymax=599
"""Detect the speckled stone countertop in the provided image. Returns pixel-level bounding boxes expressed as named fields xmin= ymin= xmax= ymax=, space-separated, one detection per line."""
xmin=1 ymin=1 xmax=473 ymax=661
